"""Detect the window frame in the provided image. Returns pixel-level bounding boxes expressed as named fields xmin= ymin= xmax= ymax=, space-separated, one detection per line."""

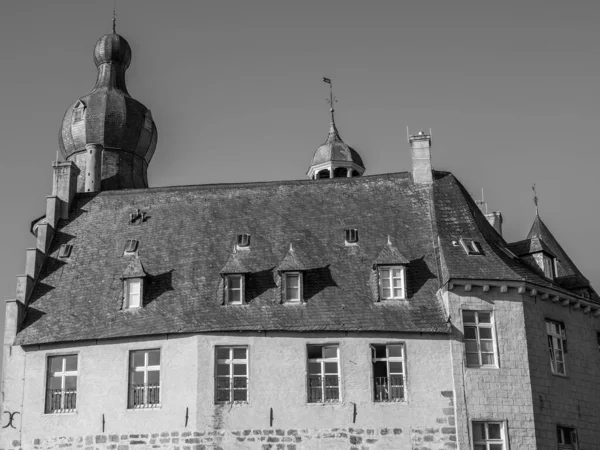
xmin=128 ymin=349 xmax=161 ymax=409
xmin=344 ymin=228 xmax=358 ymax=244
xmin=460 ymin=238 xmax=483 ymax=255
xmin=283 ymin=271 xmax=303 ymax=302
xmin=306 ymin=344 xmax=341 ymax=404
xmin=214 ymin=346 xmax=249 ymax=404
xmin=225 ymin=274 xmax=245 ymax=305
xmin=378 ymin=265 xmax=406 ymax=300
xmin=472 ymin=421 xmax=506 ymax=450
xmin=45 ymin=354 xmax=78 ymax=414
xmin=557 ymin=425 xmax=578 ymax=449
xmin=546 ymin=319 xmax=567 ymax=376
xmin=462 ymin=310 xmax=498 ymax=369
xmin=371 ymin=343 xmax=406 ymax=403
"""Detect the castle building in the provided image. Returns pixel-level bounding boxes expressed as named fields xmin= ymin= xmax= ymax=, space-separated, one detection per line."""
xmin=2 ymin=30 xmax=600 ymax=450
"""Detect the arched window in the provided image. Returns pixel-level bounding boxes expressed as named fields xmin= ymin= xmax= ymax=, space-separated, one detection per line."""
xmin=333 ymin=167 xmax=348 ymax=178
xmin=317 ymin=170 xmax=330 ymax=179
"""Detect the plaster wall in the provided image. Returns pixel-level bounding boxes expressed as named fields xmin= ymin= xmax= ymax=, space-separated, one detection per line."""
xmin=522 ymin=295 xmax=600 ymax=448
xmin=445 ymin=286 xmax=537 ymax=449
xmin=3 ymin=331 xmax=457 ymax=450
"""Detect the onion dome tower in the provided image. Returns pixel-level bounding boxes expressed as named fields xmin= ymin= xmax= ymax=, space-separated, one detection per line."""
xmin=59 ymin=27 xmax=157 ymax=192
xmin=307 ymin=79 xmax=365 ymax=179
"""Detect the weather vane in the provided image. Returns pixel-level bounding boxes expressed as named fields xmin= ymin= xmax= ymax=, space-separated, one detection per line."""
xmin=112 ymin=0 xmax=117 ymax=33
xmin=532 ymin=183 xmax=539 ymax=216
xmin=323 ymin=77 xmax=336 ymax=111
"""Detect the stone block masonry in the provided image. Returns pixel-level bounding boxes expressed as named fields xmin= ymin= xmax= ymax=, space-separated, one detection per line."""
xmin=0 ymin=426 xmax=457 ymax=450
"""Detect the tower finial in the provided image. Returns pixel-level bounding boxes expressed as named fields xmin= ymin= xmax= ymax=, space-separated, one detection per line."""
xmin=112 ymin=0 xmax=117 ymax=33
xmin=323 ymin=77 xmax=337 ymax=133
xmin=532 ymin=183 xmax=539 ymax=216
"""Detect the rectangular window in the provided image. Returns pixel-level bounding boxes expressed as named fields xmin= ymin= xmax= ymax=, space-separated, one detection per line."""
xmin=460 ymin=238 xmax=483 ymax=255
xmin=284 ymin=272 xmax=302 ymax=302
xmin=45 ymin=354 xmax=78 ymax=413
xmin=546 ymin=320 xmax=567 ymax=375
xmin=472 ymin=421 xmax=506 ymax=450
xmin=307 ymin=345 xmax=340 ymax=403
xmin=125 ymin=279 xmax=142 ymax=308
xmin=371 ymin=344 xmax=405 ymax=402
xmin=463 ymin=311 xmax=497 ymax=368
xmin=379 ymin=266 xmax=405 ymax=299
xmin=543 ymin=255 xmax=554 ymax=279
xmin=215 ymin=347 xmax=248 ymax=403
xmin=345 ymin=228 xmax=358 ymax=244
xmin=123 ymin=239 xmax=138 ymax=255
xmin=128 ymin=349 xmax=160 ymax=409
xmin=557 ymin=426 xmax=577 ymax=449
xmin=226 ymin=275 xmax=244 ymax=304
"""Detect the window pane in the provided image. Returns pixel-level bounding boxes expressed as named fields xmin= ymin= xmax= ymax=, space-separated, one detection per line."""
xmin=466 ymin=354 xmax=479 ymax=366
xmin=233 ymin=377 xmax=247 ymax=388
xmin=479 ymin=328 xmax=493 ymax=339
xmin=308 ymin=362 xmax=321 ymax=375
xmin=148 ymin=350 xmax=160 ymax=366
xmin=65 ymin=355 xmax=78 ymax=371
xmin=147 ymin=370 xmax=160 ymax=385
xmin=462 ymin=311 xmax=476 ymax=323
xmin=393 ymin=288 xmax=402 ymax=297
xmin=474 ymin=446 xmax=486 ymax=450
xmin=217 ymin=347 xmax=230 ymax=360
xmin=287 ymin=274 xmax=299 ymax=287
xmin=393 ymin=278 xmax=403 ymax=288
xmin=229 ymin=276 xmax=241 ymax=289
xmin=465 ymin=341 xmax=479 ymax=353
xmin=381 ymin=279 xmax=390 ymax=288
xmin=381 ymin=269 xmax=390 ymax=279
xmin=129 ymin=280 xmax=141 ymax=294
xmin=233 ymin=389 xmax=247 ymax=402
xmin=488 ymin=423 xmax=501 ymax=439
xmin=132 ymin=351 xmax=145 ymax=368
xmin=216 ymin=364 xmax=230 ymax=376
xmin=392 ymin=269 xmax=402 ymax=277
xmin=307 ymin=346 xmax=321 ymax=359
xmin=464 ymin=327 xmax=477 ymax=340
xmin=382 ymin=288 xmax=391 ymax=298
xmin=480 ymin=341 xmax=494 ymax=352
xmin=472 ymin=423 xmax=485 ymax=440
xmin=389 ymin=361 xmax=403 ymax=374
xmin=478 ymin=312 xmax=491 ymax=323
xmin=481 ymin=353 xmax=495 ymax=365
xmin=388 ymin=345 xmax=403 ymax=358
xmin=372 ymin=344 xmax=386 ymax=359
xmin=373 ymin=360 xmax=387 ymax=378
xmin=489 ymin=445 xmax=503 ymax=450
xmin=65 ymin=375 xmax=77 ymax=390
xmin=229 ymin=290 xmax=241 ymax=303
xmin=322 ymin=346 xmax=338 ymax=359
xmin=233 ymin=348 xmax=246 ymax=359
xmin=48 ymin=376 xmax=62 ymax=390
xmin=132 ymin=371 xmax=144 ymax=385
xmin=233 ymin=364 xmax=247 ymax=376
xmin=324 ymin=362 xmax=338 ymax=374
xmin=49 ymin=356 xmax=64 ymax=373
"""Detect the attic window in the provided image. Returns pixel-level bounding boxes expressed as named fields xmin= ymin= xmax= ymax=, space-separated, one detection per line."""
xmin=124 ymin=278 xmax=142 ymax=309
xmin=345 ymin=228 xmax=358 ymax=244
xmin=124 ymin=239 xmax=139 ymax=255
xmin=237 ymin=234 xmax=250 ymax=249
xmin=542 ymin=254 xmax=555 ymax=279
xmin=460 ymin=238 xmax=483 ymax=255
xmin=58 ymin=244 xmax=73 ymax=259
xmin=72 ymin=101 xmax=85 ymax=122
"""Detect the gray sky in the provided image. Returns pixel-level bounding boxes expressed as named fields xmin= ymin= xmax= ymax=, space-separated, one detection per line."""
xmin=1 ymin=0 xmax=599 ymax=368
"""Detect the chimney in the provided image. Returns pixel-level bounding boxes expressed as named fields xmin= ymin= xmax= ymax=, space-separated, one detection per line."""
xmin=485 ymin=211 xmax=503 ymax=236
xmin=409 ymin=131 xmax=433 ymax=184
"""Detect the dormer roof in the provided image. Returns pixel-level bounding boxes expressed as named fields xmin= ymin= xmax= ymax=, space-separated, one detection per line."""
xmin=373 ymin=239 xmax=410 ymax=266
xmin=220 ymin=247 xmax=252 ymax=274
xmin=277 ymin=243 xmax=314 ymax=272
xmin=122 ymin=256 xmax=146 ymax=279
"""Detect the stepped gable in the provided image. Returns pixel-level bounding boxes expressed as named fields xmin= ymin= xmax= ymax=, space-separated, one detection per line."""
xmin=432 ymin=173 xmax=597 ymax=301
xmin=16 ymin=173 xmax=450 ymax=346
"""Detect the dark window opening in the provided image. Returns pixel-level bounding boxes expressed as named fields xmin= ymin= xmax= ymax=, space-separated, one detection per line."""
xmin=371 ymin=344 xmax=405 ymax=402
xmin=237 ymin=234 xmax=250 ymax=248
xmin=345 ymin=228 xmax=358 ymax=244
xmin=333 ymin=167 xmax=348 ymax=177
xmin=317 ymin=170 xmax=330 ymax=179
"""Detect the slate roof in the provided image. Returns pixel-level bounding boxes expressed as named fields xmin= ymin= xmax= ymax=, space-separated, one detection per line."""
xmin=506 ymin=237 xmax=556 ymax=257
xmin=17 ymin=173 xmax=449 ymax=345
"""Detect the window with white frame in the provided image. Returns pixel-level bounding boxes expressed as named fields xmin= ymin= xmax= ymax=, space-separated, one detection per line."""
xmin=128 ymin=349 xmax=160 ymax=408
xmin=226 ymin=274 xmax=244 ymax=304
xmin=472 ymin=421 xmax=506 ymax=450
xmin=460 ymin=238 xmax=483 ymax=255
xmin=45 ymin=354 xmax=78 ymax=413
xmin=283 ymin=272 xmax=302 ymax=302
xmin=546 ymin=320 xmax=567 ymax=375
xmin=215 ymin=346 xmax=248 ymax=403
xmin=378 ymin=266 xmax=405 ymax=300
xmin=125 ymin=279 xmax=142 ymax=309
xmin=557 ymin=426 xmax=578 ymax=450
xmin=463 ymin=311 xmax=497 ymax=368
xmin=307 ymin=345 xmax=340 ymax=403
xmin=371 ymin=344 xmax=405 ymax=402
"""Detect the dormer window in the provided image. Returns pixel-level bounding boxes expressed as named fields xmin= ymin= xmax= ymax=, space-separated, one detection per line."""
xmin=283 ymin=272 xmax=302 ymax=302
xmin=72 ymin=101 xmax=85 ymax=122
xmin=125 ymin=279 xmax=142 ymax=309
xmin=225 ymin=274 xmax=244 ymax=304
xmin=460 ymin=238 xmax=483 ymax=255
xmin=378 ymin=266 xmax=406 ymax=300
xmin=345 ymin=228 xmax=358 ymax=244
xmin=58 ymin=244 xmax=73 ymax=259
xmin=237 ymin=234 xmax=251 ymax=249
xmin=124 ymin=239 xmax=138 ymax=256
xmin=542 ymin=254 xmax=555 ymax=279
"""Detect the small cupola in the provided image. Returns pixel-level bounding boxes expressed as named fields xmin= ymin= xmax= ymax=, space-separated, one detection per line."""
xmin=307 ymin=79 xmax=365 ymax=180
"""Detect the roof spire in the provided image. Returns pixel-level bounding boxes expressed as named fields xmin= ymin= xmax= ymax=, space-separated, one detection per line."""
xmin=323 ymin=77 xmax=337 ymax=135
xmin=532 ymin=183 xmax=539 ymax=216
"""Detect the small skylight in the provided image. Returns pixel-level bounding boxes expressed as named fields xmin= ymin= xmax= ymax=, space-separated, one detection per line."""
xmin=237 ymin=234 xmax=251 ymax=248
xmin=345 ymin=228 xmax=358 ymax=244
xmin=460 ymin=238 xmax=483 ymax=255
xmin=58 ymin=244 xmax=73 ymax=259
xmin=124 ymin=239 xmax=139 ymax=255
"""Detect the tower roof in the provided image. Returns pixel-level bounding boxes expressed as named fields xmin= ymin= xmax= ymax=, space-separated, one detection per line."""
xmin=309 ymin=113 xmax=365 ymax=168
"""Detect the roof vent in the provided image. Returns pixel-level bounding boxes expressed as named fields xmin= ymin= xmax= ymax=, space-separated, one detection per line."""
xmin=460 ymin=238 xmax=483 ymax=255
xmin=58 ymin=244 xmax=73 ymax=259
xmin=345 ymin=228 xmax=358 ymax=244
xmin=237 ymin=234 xmax=251 ymax=249
xmin=124 ymin=239 xmax=138 ymax=255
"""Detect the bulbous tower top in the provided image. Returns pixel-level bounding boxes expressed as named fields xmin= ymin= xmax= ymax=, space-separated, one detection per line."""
xmin=59 ymin=32 xmax=157 ymax=192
